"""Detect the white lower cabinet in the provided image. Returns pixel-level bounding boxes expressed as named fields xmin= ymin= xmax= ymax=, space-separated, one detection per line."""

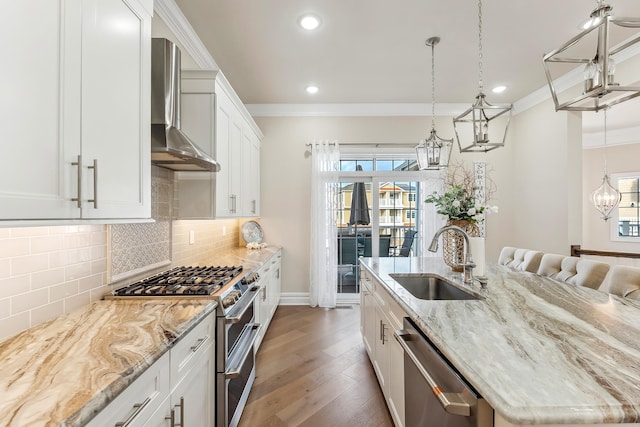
xmin=86 ymin=352 xmax=170 ymax=427
xmin=255 ymin=250 xmax=282 ymax=351
xmin=360 ymin=268 xmax=405 ymax=427
xmin=87 ymin=311 xmax=215 ymax=427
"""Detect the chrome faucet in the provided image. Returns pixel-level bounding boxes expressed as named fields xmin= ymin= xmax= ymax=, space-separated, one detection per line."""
xmin=428 ymin=225 xmax=476 ymax=285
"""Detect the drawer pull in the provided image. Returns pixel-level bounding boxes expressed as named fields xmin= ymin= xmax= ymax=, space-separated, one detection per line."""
xmin=166 ymin=396 xmax=184 ymax=427
xmin=115 ymin=396 xmax=151 ymax=427
xmin=71 ymin=155 xmax=82 ymax=208
xmin=190 ymin=336 xmax=208 ymax=353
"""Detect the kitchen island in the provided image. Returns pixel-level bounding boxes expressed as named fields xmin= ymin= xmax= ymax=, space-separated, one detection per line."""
xmin=360 ymin=256 xmax=640 ymax=426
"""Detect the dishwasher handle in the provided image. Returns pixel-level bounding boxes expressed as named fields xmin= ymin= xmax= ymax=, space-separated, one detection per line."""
xmin=395 ymin=329 xmax=472 ymax=417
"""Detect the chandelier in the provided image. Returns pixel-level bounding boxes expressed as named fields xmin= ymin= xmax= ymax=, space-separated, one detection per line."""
xmin=416 ymin=36 xmax=452 ymax=170
xmin=543 ymin=0 xmax=640 ymax=112
xmin=591 ymin=108 xmax=621 ymax=221
xmin=453 ymin=0 xmax=512 ymax=153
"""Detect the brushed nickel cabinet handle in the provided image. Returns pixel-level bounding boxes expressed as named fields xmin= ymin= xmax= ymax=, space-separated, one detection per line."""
xmin=71 ymin=155 xmax=82 ymax=208
xmin=190 ymin=336 xmax=208 ymax=353
xmin=252 ymin=199 xmax=256 ymax=214
xmin=177 ymin=396 xmax=184 ymax=427
xmin=165 ymin=396 xmax=184 ymax=427
xmin=87 ymin=159 xmax=98 ymax=209
xmin=115 ymin=396 xmax=151 ymax=426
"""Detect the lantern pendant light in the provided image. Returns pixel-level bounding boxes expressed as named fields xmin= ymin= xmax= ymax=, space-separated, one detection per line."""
xmin=591 ymin=108 xmax=621 ymax=221
xmin=543 ymin=0 xmax=640 ymax=112
xmin=416 ymin=36 xmax=452 ymax=170
xmin=453 ymin=0 xmax=512 ymax=153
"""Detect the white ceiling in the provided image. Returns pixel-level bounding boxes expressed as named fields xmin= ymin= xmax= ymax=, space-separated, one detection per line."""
xmin=171 ymin=0 xmax=640 ymax=132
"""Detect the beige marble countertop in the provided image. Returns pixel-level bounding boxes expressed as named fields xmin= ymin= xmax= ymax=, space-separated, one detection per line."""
xmin=360 ymin=256 xmax=640 ymax=425
xmin=0 ymin=299 xmax=217 ymax=427
xmin=207 ymin=245 xmax=281 ymax=272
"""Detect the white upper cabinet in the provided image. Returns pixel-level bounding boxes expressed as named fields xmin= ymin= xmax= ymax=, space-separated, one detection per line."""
xmin=80 ymin=0 xmax=151 ymax=219
xmin=179 ymin=70 xmax=263 ymax=219
xmin=242 ymin=124 xmax=261 ymax=217
xmin=0 ymin=0 xmax=151 ymax=221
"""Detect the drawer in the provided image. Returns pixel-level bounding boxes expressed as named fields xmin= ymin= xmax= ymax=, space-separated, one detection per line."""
xmin=170 ymin=312 xmax=215 ymax=390
xmin=360 ymin=268 xmax=374 ymax=293
xmin=86 ymin=352 xmax=169 ymax=427
xmin=374 ymin=281 xmax=407 ymax=329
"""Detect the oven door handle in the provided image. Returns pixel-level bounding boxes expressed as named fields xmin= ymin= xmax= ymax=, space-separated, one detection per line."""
xmin=225 ymin=285 xmax=263 ymax=324
xmin=395 ymin=329 xmax=472 ymax=417
xmin=226 ymin=323 xmax=261 ymax=379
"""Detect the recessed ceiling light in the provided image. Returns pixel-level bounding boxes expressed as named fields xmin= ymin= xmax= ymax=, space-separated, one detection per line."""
xmin=299 ymin=14 xmax=320 ymax=30
xmin=306 ymin=85 xmax=319 ymax=94
xmin=492 ymin=85 xmax=507 ymax=94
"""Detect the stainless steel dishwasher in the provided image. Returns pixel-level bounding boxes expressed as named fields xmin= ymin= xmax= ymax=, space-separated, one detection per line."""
xmin=395 ymin=318 xmax=493 ymax=427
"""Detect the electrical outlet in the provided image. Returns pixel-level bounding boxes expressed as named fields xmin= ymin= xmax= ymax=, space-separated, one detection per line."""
xmin=189 ymin=230 xmax=195 ymax=245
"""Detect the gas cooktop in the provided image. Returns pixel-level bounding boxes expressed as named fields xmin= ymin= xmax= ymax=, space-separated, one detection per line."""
xmin=111 ymin=265 xmax=244 ymax=297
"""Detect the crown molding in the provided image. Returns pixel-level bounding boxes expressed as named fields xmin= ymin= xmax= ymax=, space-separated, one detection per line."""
xmin=154 ymin=0 xmax=217 ymax=70
xmin=245 ymin=103 xmax=469 ymax=117
xmin=583 ymin=125 xmax=640 ymax=148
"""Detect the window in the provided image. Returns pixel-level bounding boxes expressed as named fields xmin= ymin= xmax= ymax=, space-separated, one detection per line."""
xmin=611 ymin=172 xmax=640 ymax=240
xmin=406 ymin=210 xmax=416 ymax=219
xmin=408 ymin=193 xmax=416 ymax=202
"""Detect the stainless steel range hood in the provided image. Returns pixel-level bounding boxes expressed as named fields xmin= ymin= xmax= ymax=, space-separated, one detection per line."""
xmin=151 ymin=38 xmax=220 ymax=172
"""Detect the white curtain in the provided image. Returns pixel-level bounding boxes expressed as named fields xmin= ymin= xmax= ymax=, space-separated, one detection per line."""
xmin=310 ymin=140 xmax=340 ymax=308
xmin=419 ymin=170 xmax=447 ymax=257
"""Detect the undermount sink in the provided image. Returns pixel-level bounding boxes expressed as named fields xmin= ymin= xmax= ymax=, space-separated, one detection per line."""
xmin=389 ymin=274 xmax=480 ymax=301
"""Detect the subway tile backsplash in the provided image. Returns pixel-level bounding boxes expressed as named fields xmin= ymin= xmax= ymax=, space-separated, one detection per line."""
xmin=0 ymin=225 xmax=107 ymax=341
xmin=0 ymin=218 xmax=243 ymax=342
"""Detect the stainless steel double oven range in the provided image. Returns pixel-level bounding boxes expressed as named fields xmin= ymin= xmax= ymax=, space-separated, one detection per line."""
xmin=110 ymin=265 xmax=262 ymax=427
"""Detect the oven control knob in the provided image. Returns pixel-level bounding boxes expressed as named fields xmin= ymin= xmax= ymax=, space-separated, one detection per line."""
xmin=222 ymin=297 xmax=234 ymax=308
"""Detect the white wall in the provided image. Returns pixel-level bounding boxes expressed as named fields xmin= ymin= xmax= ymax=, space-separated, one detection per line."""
xmin=507 ymin=99 xmax=583 ymax=254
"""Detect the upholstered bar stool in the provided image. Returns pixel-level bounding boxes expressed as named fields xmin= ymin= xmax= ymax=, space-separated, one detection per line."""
xmin=602 ymin=265 xmax=640 ymax=300
xmin=537 ymin=254 xmax=609 ymax=290
xmin=498 ymin=247 xmax=543 ymax=273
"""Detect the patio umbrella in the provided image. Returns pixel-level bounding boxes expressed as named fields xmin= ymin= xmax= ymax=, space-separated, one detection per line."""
xmin=349 ymin=165 xmax=370 ymax=225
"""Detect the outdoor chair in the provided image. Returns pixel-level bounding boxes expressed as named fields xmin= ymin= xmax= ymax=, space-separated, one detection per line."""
xmin=398 ymin=230 xmax=417 ymax=257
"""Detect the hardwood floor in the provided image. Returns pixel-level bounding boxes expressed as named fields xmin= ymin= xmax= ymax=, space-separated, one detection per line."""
xmin=238 ymin=305 xmax=394 ymax=427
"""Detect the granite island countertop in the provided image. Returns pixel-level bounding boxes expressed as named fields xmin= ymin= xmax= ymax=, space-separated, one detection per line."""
xmin=0 ymin=299 xmax=217 ymax=427
xmin=360 ymin=256 xmax=640 ymax=425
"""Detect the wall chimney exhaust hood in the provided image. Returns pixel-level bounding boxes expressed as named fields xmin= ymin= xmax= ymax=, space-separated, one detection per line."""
xmin=151 ymin=38 xmax=220 ymax=172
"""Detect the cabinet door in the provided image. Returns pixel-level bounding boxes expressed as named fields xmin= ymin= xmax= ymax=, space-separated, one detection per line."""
xmin=388 ymin=326 xmax=405 ymax=427
xmin=0 ymin=1 xmax=81 ymax=219
xmin=177 ymin=92 xmax=216 ymax=218
xmin=170 ymin=347 xmax=215 ymax=427
xmin=215 ymin=87 xmax=243 ymax=217
xmin=80 ymin=0 xmax=151 ymax=219
xmin=215 ymin=88 xmax=234 ymax=217
xmin=361 ymin=287 xmax=376 ymax=357
xmin=241 ymin=127 xmax=260 ymax=217
xmin=86 ymin=352 xmax=170 ymax=427
xmin=373 ymin=304 xmax=391 ymax=393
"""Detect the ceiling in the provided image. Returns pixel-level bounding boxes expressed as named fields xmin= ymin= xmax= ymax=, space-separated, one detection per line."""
xmin=172 ymin=0 xmax=640 ymax=131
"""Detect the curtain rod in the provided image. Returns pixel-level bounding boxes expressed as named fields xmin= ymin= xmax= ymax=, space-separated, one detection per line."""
xmin=305 ymin=142 xmax=418 ymax=148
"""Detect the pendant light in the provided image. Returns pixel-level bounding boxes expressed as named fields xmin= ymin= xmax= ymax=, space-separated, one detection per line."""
xmin=591 ymin=108 xmax=621 ymax=221
xmin=453 ymin=0 xmax=512 ymax=153
xmin=543 ymin=0 xmax=640 ymax=112
xmin=416 ymin=36 xmax=452 ymax=170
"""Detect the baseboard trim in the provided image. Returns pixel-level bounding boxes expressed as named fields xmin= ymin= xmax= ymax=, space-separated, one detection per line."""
xmin=278 ymin=292 xmax=310 ymax=305
xmin=278 ymin=292 xmax=361 ymax=306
